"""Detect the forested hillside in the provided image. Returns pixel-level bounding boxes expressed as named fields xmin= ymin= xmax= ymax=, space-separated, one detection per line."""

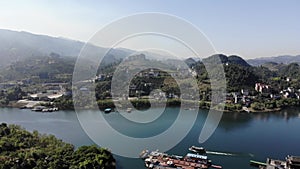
xmin=0 ymin=123 xmax=116 ymax=169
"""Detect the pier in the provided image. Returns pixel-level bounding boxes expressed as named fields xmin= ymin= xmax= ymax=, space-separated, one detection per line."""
xmin=140 ymin=147 xmax=222 ymax=169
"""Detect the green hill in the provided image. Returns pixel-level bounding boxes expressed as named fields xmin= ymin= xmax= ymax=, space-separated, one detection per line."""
xmin=202 ymin=54 xmax=251 ymax=67
xmin=0 ymin=123 xmax=115 ymax=169
xmin=0 ymin=55 xmax=76 ymax=83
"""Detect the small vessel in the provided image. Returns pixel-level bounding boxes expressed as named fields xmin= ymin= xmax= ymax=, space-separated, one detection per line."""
xmin=250 ymin=160 xmax=267 ymax=168
xmin=126 ymin=108 xmax=132 ymax=113
xmin=42 ymin=108 xmax=50 ymax=112
xmin=189 ymin=145 xmax=206 ymax=154
xmin=242 ymin=106 xmax=250 ymax=113
xmin=211 ymin=164 xmax=223 ymax=168
xmin=53 ymin=107 xmax=59 ymax=111
xmin=32 ymin=106 xmax=59 ymax=112
xmin=104 ymin=108 xmax=112 ymax=113
xmin=31 ymin=106 xmax=46 ymax=112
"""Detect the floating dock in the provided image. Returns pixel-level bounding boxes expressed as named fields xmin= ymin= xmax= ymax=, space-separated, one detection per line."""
xmin=140 ymin=147 xmax=222 ymax=169
xmin=250 ymin=155 xmax=300 ymax=169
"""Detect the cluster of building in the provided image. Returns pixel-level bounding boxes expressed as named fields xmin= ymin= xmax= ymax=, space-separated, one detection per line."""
xmin=255 ymin=83 xmax=271 ymax=94
xmin=27 ymin=83 xmax=69 ymax=101
xmin=226 ymin=82 xmax=300 ymax=108
xmin=255 ymin=82 xmax=300 ymax=100
xmin=226 ymin=89 xmax=251 ymax=106
xmin=280 ymin=87 xmax=300 ymax=99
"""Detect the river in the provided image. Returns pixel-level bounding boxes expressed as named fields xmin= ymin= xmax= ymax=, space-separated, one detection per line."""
xmin=1 ymin=107 xmax=300 ymax=169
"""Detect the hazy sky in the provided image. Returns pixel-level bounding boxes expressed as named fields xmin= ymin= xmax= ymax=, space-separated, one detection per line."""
xmin=1 ymin=0 xmax=300 ymax=59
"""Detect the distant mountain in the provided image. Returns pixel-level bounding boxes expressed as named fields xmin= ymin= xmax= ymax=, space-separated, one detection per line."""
xmin=0 ymin=29 xmax=134 ymax=68
xmin=0 ymin=55 xmax=76 ymax=82
xmin=0 ymin=29 xmax=186 ymax=69
xmin=184 ymin=58 xmax=197 ymax=67
xmin=277 ymin=63 xmax=300 ymax=78
xmin=202 ymin=54 xmax=251 ymax=67
xmin=2 ymin=28 xmax=300 ymax=73
xmin=0 ymin=29 xmax=82 ymax=66
xmin=137 ymin=50 xmax=176 ymax=61
xmin=247 ymin=55 xmax=300 ymax=66
xmin=260 ymin=62 xmax=286 ymax=71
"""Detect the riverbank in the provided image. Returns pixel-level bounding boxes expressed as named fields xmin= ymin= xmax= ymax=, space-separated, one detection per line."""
xmin=4 ymin=98 xmax=297 ymax=114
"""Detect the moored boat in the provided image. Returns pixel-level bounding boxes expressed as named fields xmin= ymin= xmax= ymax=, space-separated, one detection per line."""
xmin=104 ymin=108 xmax=112 ymax=113
xmin=250 ymin=155 xmax=300 ymax=169
xmin=126 ymin=108 xmax=132 ymax=113
xmin=189 ymin=145 xmax=206 ymax=155
xmin=140 ymin=148 xmax=221 ymax=169
xmin=32 ymin=106 xmax=59 ymax=112
xmin=32 ymin=106 xmax=46 ymax=112
xmin=211 ymin=164 xmax=223 ymax=168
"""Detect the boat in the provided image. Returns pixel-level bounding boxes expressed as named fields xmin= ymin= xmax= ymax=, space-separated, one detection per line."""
xmin=286 ymin=156 xmax=300 ymax=169
xmin=53 ymin=107 xmax=59 ymax=111
xmin=104 ymin=108 xmax=112 ymax=113
xmin=32 ymin=106 xmax=59 ymax=112
xmin=250 ymin=160 xmax=267 ymax=167
xmin=189 ymin=145 xmax=206 ymax=154
xmin=42 ymin=108 xmax=50 ymax=112
xmin=140 ymin=149 xmax=150 ymax=159
xmin=250 ymin=155 xmax=300 ymax=169
xmin=126 ymin=108 xmax=132 ymax=113
xmin=31 ymin=106 xmax=46 ymax=112
xmin=140 ymin=148 xmax=221 ymax=169
xmin=242 ymin=106 xmax=250 ymax=113
xmin=211 ymin=164 xmax=223 ymax=168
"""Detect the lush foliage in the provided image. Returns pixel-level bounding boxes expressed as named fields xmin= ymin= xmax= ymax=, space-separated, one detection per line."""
xmin=2 ymin=53 xmax=300 ymax=111
xmin=250 ymin=98 xmax=300 ymax=111
xmin=0 ymin=55 xmax=75 ymax=83
xmin=0 ymin=86 xmax=26 ymax=106
xmin=54 ymin=95 xmax=74 ymax=110
xmin=0 ymin=123 xmax=115 ymax=169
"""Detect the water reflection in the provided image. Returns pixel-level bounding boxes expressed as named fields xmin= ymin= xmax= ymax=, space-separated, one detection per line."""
xmin=216 ymin=108 xmax=300 ymax=132
xmin=251 ymin=108 xmax=300 ymax=122
xmin=217 ymin=112 xmax=252 ymax=132
xmin=103 ymin=107 xmax=179 ymax=138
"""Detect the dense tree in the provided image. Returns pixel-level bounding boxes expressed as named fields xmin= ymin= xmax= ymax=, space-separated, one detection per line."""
xmin=6 ymin=86 xmax=26 ymax=101
xmin=0 ymin=123 xmax=116 ymax=169
xmin=54 ymin=95 xmax=74 ymax=110
xmin=71 ymin=145 xmax=115 ymax=169
xmin=224 ymin=64 xmax=258 ymax=92
xmin=278 ymin=63 xmax=300 ymax=79
xmin=251 ymin=102 xmax=265 ymax=111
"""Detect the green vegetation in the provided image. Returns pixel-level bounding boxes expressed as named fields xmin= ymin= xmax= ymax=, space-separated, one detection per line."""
xmin=0 ymin=55 xmax=75 ymax=83
xmin=251 ymin=102 xmax=266 ymax=111
xmin=54 ymin=95 xmax=74 ymax=110
xmin=0 ymin=123 xmax=115 ymax=169
xmin=0 ymin=86 xmax=26 ymax=106
xmin=250 ymin=98 xmax=300 ymax=111
xmin=97 ymin=99 xmax=115 ymax=109
xmin=1 ymin=53 xmax=300 ymax=112
xmin=225 ymin=103 xmax=242 ymax=111
xmin=224 ymin=64 xmax=258 ymax=92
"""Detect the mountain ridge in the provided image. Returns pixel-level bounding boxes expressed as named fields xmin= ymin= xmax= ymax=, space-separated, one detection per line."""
xmin=247 ymin=55 xmax=300 ymax=66
xmin=1 ymin=28 xmax=300 ymax=68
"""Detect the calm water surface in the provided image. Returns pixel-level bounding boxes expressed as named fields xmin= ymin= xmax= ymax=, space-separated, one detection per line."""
xmin=1 ymin=107 xmax=300 ymax=169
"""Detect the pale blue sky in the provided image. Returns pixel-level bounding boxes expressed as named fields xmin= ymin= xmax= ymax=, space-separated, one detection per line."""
xmin=1 ymin=0 xmax=300 ymax=58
